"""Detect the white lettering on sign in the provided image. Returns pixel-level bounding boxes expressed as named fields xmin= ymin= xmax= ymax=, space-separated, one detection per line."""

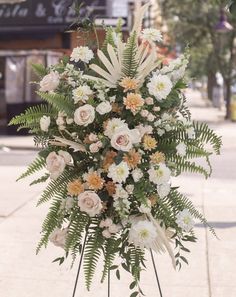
xmin=0 ymin=4 xmax=28 ymax=18
xmin=47 ymin=16 xmax=63 ymax=24
xmin=35 ymin=3 xmax=47 ymax=18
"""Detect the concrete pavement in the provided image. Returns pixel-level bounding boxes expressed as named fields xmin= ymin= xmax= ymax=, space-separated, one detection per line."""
xmin=0 ymin=90 xmax=236 ymax=297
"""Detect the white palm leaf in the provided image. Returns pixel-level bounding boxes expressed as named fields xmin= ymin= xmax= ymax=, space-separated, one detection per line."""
xmin=131 ymin=2 xmax=150 ymax=36
xmin=88 ymin=44 xmax=123 ymax=88
xmin=83 ymin=75 xmax=115 ymax=88
xmin=52 ymin=136 xmax=87 ymax=152
xmin=117 ymin=38 xmax=125 ymax=65
xmin=147 ymin=213 xmax=176 ymax=269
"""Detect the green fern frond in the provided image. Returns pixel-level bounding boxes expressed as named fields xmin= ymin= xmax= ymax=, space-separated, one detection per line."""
xmin=128 ymin=246 xmax=145 ymax=283
xmin=9 ymin=104 xmax=54 ymax=130
xmin=37 ymin=169 xmax=77 ymax=206
xmin=122 ymin=32 xmax=138 ymax=78
xmin=65 ymin=211 xmax=89 ymax=264
xmin=17 ymin=156 xmax=46 ymax=181
xmin=31 ymin=63 xmax=47 ymax=77
xmin=37 ymin=91 xmax=74 ymax=117
xmin=173 ymin=157 xmax=210 ymax=178
xmin=36 ymin=190 xmax=66 ymax=254
xmin=101 ymin=236 xmax=120 ymax=283
xmin=178 ymin=95 xmax=191 ymax=119
xmin=193 ymin=122 xmax=222 ymax=155
xmin=84 ymin=220 xmax=104 ymax=290
xmin=167 ymin=190 xmax=217 ymax=237
xmin=30 ymin=173 xmax=50 ymax=186
xmin=102 ymin=27 xmax=116 ymax=50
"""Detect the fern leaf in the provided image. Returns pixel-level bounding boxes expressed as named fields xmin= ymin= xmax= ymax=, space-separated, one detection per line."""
xmin=31 ymin=63 xmax=47 ymax=77
xmin=30 ymin=173 xmax=50 ymax=186
xmin=37 ymin=91 xmax=74 ymax=117
xmin=17 ymin=156 xmax=46 ymax=181
xmin=122 ymin=32 xmax=138 ymax=78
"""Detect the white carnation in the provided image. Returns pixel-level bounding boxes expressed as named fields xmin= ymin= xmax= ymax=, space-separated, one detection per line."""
xmin=49 ymin=228 xmax=68 ymax=249
xmin=186 ymin=127 xmax=195 ymax=139
xmin=70 ymin=46 xmax=94 ymax=63
xmin=147 ymin=74 xmax=173 ymax=101
xmin=157 ymin=183 xmax=171 ymax=198
xmin=176 ymin=209 xmax=195 ymax=232
xmin=72 ymin=85 xmax=93 ymax=103
xmin=96 ymin=101 xmax=112 ymax=115
xmin=148 ymin=164 xmax=171 ymax=185
xmin=108 ymin=161 xmax=130 ymax=184
xmin=113 ymin=184 xmax=129 ymax=200
xmin=46 ymin=152 xmax=66 ymax=180
xmin=40 ymin=115 xmax=50 ymax=132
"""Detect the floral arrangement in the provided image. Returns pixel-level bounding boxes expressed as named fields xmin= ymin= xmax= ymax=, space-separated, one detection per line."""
xmin=10 ymin=4 xmax=221 ymax=296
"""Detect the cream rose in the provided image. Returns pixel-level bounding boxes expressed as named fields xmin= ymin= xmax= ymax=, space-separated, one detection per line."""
xmin=39 ymin=71 xmax=60 ymax=92
xmin=49 ymin=228 xmax=68 ymax=249
xmin=58 ymin=150 xmax=72 ymax=164
xmin=110 ymin=127 xmax=141 ymax=152
xmin=46 ymin=152 xmax=66 ymax=180
xmin=96 ymin=101 xmax=112 ymax=115
xmin=78 ymin=191 xmax=103 ymax=217
xmin=40 ymin=115 xmax=50 ymax=132
xmin=74 ymin=104 xmax=95 ymax=126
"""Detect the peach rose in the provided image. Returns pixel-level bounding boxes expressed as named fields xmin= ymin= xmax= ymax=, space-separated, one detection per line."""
xmin=74 ymin=104 xmax=95 ymax=126
xmin=111 ymin=127 xmax=141 ymax=152
xmin=39 ymin=71 xmax=60 ymax=92
xmin=78 ymin=191 xmax=103 ymax=217
xmin=46 ymin=152 xmax=66 ymax=180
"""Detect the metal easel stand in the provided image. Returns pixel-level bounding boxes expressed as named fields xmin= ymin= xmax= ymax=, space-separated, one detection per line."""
xmin=71 ymin=242 xmax=163 ymax=297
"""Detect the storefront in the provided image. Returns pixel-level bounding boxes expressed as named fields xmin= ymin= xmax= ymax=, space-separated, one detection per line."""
xmin=0 ymin=0 xmax=107 ymax=134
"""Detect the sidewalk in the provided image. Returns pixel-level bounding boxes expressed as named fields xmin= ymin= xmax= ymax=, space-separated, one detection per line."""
xmin=0 ymin=90 xmax=236 ymax=297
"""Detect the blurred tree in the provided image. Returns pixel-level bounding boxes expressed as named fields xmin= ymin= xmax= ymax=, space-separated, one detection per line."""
xmin=161 ymin=0 xmax=236 ymax=119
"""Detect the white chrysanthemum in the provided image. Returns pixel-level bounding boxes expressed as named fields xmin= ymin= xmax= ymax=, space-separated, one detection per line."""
xmin=176 ymin=209 xmax=195 ymax=232
xmin=108 ymin=161 xmax=130 ymax=183
xmin=176 ymin=142 xmax=187 ymax=157
xmin=148 ymin=164 xmax=171 ymax=185
xmin=147 ymin=74 xmax=173 ymax=101
xmin=72 ymin=85 xmax=93 ymax=103
xmin=129 ymin=220 xmax=157 ymax=249
xmin=140 ymin=28 xmax=163 ymax=43
xmin=70 ymin=46 xmax=94 ymax=63
xmin=157 ymin=183 xmax=171 ymax=198
xmin=113 ymin=184 xmax=129 ymax=200
xmin=104 ymin=118 xmax=128 ymax=139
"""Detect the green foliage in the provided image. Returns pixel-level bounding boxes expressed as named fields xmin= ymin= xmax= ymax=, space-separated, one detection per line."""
xmin=83 ymin=221 xmax=104 ymax=290
xmin=8 ymin=104 xmax=54 ymax=131
xmin=17 ymin=156 xmax=46 ymax=181
xmin=37 ymin=91 xmax=74 ymax=117
xmin=173 ymin=157 xmax=210 ymax=178
xmin=30 ymin=173 xmax=50 ymax=186
xmin=31 ymin=63 xmax=48 ymax=77
xmin=37 ymin=169 xmax=77 ymax=206
xmin=102 ymin=27 xmax=116 ymax=50
xmin=36 ymin=189 xmax=66 ymax=253
xmin=122 ymin=32 xmax=138 ymax=78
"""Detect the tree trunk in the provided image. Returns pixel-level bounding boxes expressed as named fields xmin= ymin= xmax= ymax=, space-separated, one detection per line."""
xmin=224 ymin=78 xmax=232 ymax=119
xmin=207 ymin=71 xmax=216 ymax=101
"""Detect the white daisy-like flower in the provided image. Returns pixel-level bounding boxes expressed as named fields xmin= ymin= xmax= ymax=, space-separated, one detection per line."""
xmin=157 ymin=183 xmax=171 ymax=198
xmin=108 ymin=161 xmax=130 ymax=183
xmin=176 ymin=209 xmax=195 ymax=232
xmin=72 ymin=85 xmax=93 ymax=103
xmin=147 ymin=74 xmax=173 ymax=101
xmin=128 ymin=220 xmax=157 ymax=249
xmin=113 ymin=184 xmax=129 ymax=200
xmin=104 ymin=118 xmax=128 ymax=139
xmin=140 ymin=28 xmax=163 ymax=43
xmin=70 ymin=46 xmax=94 ymax=63
xmin=176 ymin=142 xmax=187 ymax=157
xmin=148 ymin=164 xmax=171 ymax=185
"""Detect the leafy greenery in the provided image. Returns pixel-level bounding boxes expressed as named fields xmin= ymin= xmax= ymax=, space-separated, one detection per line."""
xmin=122 ymin=32 xmax=138 ymax=78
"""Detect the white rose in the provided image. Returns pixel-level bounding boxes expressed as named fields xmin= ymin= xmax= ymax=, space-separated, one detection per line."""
xmin=40 ymin=115 xmax=50 ymax=132
xmin=108 ymin=224 xmax=122 ymax=234
xmin=46 ymin=152 xmax=66 ymax=180
xmin=74 ymin=104 xmax=95 ymax=126
xmin=96 ymin=101 xmax=112 ymax=115
xmin=88 ymin=133 xmax=98 ymax=142
xmin=39 ymin=71 xmax=60 ymax=92
xmin=100 ymin=218 xmax=113 ymax=228
xmin=147 ymin=113 xmax=155 ymax=122
xmin=56 ymin=116 xmax=64 ymax=126
xmin=66 ymin=118 xmax=74 ymax=125
xmin=132 ymin=168 xmax=143 ymax=182
xmin=49 ymin=228 xmax=68 ymax=249
xmin=111 ymin=127 xmax=141 ymax=152
xmin=78 ymin=191 xmax=103 ymax=217
xmin=126 ymin=184 xmax=134 ymax=194
xmin=140 ymin=109 xmax=149 ymax=117
xmin=65 ymin=197 xmax=74 ymax=210
xmin=58 ymin=150 xmax=72 ymax=164
xmin=145 ymin=97 xmax=154 ymax=105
